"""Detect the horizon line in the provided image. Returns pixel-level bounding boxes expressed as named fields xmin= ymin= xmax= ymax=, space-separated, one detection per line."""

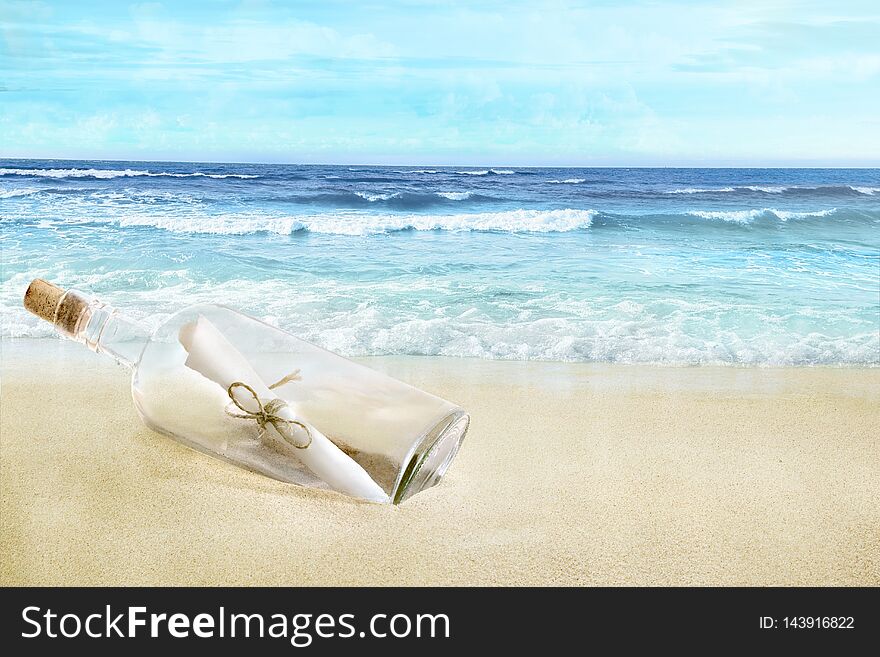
xmin=2 ymin=155 xmax=880 ymax=170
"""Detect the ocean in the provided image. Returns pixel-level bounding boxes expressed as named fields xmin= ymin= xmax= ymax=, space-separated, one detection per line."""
xmin=1 ymin=160 xmax=878 ymax=365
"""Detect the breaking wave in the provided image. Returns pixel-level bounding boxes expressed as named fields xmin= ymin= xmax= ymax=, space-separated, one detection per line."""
xmin=686 ymin=208 xmax=837 ymax=223
xmin=0 ymin=167 xmax=259 ymax=179
xmin=435 ymin=191 xmax=474 ymax=200
xmin=49 ymin=208 xmax=598 ymax=236
xmin=668 ymin=185 xmax=880 ymax=196
xmin=454 ymin=169 xmax=518 ymax=176
xmin=0 ymin=187 xmax=43 ymax=198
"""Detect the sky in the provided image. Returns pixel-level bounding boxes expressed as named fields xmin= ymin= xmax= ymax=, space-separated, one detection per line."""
xmin=1 ymin=0 xmax=879 ymax=166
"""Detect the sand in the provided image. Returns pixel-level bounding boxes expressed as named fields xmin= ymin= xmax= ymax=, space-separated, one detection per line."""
xmin=1 ymin=338 xmax=878 ymax=586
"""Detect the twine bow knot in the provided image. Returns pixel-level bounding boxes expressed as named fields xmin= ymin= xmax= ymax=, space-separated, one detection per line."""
xmin=225 ymin=370 xmax=312 ymax=449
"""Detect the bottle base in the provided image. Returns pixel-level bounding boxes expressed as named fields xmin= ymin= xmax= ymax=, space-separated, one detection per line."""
xmin=392 ymin=410 xmax=470 ymax=505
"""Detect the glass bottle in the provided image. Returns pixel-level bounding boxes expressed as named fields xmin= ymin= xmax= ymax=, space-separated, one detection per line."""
xmin=23 ymin=279 xmax=469 ymax=504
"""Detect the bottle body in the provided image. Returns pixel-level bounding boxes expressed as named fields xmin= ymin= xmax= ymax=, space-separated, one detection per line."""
xmin=129 ymin=304 xmax=468 ymax=503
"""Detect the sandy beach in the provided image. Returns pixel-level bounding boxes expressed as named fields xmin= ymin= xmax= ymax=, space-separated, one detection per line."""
xmin=1 ymin=338 xmax=877 ymax=586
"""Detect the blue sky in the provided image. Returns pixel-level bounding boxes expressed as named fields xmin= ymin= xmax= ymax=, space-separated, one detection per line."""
xmin=1 ymin=0 xmax=879 ymax=165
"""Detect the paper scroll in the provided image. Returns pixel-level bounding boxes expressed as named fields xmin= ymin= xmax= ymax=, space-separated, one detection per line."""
xmin=179 ymin=315 xmax=389 ymax=503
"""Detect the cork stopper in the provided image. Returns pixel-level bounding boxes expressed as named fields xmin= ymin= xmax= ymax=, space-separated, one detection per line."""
xmin=23 ymin=278 xmax=92 ymax=336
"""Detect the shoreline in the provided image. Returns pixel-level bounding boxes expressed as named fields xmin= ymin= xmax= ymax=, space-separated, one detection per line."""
xmin=2 ymin=338 xmax=878 ymax=585
xmin=3 ymin=335 xmax=877 ymax=372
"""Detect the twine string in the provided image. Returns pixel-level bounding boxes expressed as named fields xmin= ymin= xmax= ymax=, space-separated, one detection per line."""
xmin=225 ymin=370 xmax=312 ymax=449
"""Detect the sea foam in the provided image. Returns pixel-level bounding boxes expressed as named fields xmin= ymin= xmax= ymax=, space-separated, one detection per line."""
xmin=435 ymin=191 xmax=473 ymax=200
xmin=669 ymin=186 xmax=786 ymax=194
xmin=354 ymin=191 xmax=400 ymax=202
xmin=0 ymin=187 xmax=42 ymax=198
xmin=0 ymin=167 xmax=258 ymax=179
xmin=669 ymin=185 xmax=880 ymax=195
xmin=667 ymin=187 xmax=737 ymax=194
xmin=4 ymin=278 xmax=877 ymax=366
xmin=94 ymin=208 xmax=598 ymax=236
xmin=686 ymin=208 xmax=837 ymax=223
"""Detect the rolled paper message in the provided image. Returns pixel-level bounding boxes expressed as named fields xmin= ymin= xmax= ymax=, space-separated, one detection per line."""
xmin=178 ymin=315 xmax=389 ymax=503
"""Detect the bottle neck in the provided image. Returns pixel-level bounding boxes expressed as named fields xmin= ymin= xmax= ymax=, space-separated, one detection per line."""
xmin=77 ymin=302 xmax=151 ymax=369
xmin=52 ymin=290 xmax=150 ymax=369
xmin=23 ymin=281 xmax=150 ymax=369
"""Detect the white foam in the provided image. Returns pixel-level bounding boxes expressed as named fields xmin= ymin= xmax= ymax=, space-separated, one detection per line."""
xmin=81 ymin=208 xmax=597 ymax=236
xmin=667 ymin=187 xmax=736 ymax=194
xmin=771 ymin=208 xmax=836 ymax=221
xmin=668 ymin=186 xmax=788 ymax=194
xmin=155 ymin=172 xmax=259 ymax=179
xmin=3 ymin=271 xmax=878 ymax=365
xmin=300 ymin=209 xmax=597 ymax=236
xmin=742 ymin=185 xmax=787 ymax=193
xmin=0 ymin=168 xmax=258 ymax=179
xmin=435 ymin=191 xmax=473 ymax=200
xmin=548 ymin=178 xmax=587 ymax=184
xmin=6 ymin=289 xmax=876 ymax=366
xmin=452 ymin=169 xmax=515 ymax=175
xmin=0 ymin=187 xmax=42 ymax=198
xmin=113 ymin=213 xmax=307 ymax=235
xmin=354 ymin=191 xmax=400 ymax=202
xmin=687 ymin=208 xmax=836 ymax=223
xmin=669 ymin=184 xmax=878 ymax=195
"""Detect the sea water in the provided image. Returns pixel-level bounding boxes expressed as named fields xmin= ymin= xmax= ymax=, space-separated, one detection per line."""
xmin=1 ymin=160 xmax=877 ymax=365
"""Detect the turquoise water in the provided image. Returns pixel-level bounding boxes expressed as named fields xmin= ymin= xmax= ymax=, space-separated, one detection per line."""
xmin=2 ymin=160 xmax=878 ymax=365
